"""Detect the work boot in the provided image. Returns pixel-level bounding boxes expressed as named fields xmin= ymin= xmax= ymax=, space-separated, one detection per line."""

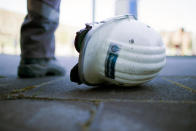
xmin=17 ymin=58 xmax=65 ymax=78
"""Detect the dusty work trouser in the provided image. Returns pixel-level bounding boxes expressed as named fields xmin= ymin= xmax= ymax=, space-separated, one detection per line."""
xmin=20 ymin=0 xmax=61 ymax=58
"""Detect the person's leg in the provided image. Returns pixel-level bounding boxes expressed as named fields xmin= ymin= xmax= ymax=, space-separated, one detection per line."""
xmin=21 ymin=0 xmax=60 ymax=58
xmin=18 ymin=0 xmax=65 ymax=78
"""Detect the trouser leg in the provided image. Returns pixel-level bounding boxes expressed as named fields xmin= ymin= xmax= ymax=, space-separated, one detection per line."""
xmin=20 ymin=0 xmax=61 ymax=58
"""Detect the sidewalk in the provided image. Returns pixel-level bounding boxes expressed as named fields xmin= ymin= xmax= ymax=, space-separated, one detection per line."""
xmin=0 ymin=54 xmax=196 ymax=131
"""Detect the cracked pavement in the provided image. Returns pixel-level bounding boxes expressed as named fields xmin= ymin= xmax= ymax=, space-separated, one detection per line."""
xmin=0 ymin=55 xmax=196 ymax=131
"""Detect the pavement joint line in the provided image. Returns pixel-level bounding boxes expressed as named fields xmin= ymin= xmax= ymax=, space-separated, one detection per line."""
xmin=162 ymin=77 xmax=196 ymax=94
xmin=82 ymin=102 xmax=103 ymax=131
xmin=33 ymin=77 xmax=64 ymax=88
xmin=0 ymin=94 xmax=196 ymax=104
xmin=83 ymin=110 xmax=96 ymax=131
xmin=89 ymin=102 xmax=104 ymax=131
xmin=82 ymin=103 xmax=99 ymax=131
xmin=11 ymin=77 xmax=64 ymax=94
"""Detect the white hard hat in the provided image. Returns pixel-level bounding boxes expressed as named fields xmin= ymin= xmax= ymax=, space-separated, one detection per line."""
xmin=71 ymin=15 xmax=166 ymax=87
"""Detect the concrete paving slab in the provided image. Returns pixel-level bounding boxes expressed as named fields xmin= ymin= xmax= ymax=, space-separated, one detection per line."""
xmin=0 ymin=77 xmax=59 ymax=95
xmin=164 ymin=76 xmax=196 ymax=91
xmin=159 ymin=56 xmax=196 ymax=76
xmin=93 ymin=102 xmax=196 ymax=131
xmin=0 ymin=100 xmax=95 ymax=131
xmin=0 ymin=55 xmax=196 ymax=131
xmin=18 ymin=77 xmax=196 ymax=102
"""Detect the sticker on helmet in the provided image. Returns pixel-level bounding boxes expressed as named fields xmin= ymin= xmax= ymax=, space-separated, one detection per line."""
xmin=105 ymin=43 xmax=121 ymax=79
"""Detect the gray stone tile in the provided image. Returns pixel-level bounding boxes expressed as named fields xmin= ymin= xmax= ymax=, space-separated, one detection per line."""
xmin=23 ymin=77 xmax=196 ymax=101
xmin=160 ymin=56 xmax=196 ymax=76
xmin=92 ymin=102 xmax=196 ymax=131
xmin=164 ymin=76 xmax=196 ymax=90
xmin=0 ymin=77 xmax=60 ymax=95
xmin=0 ymin=100 xmax=95 ymax=131
xmin=1 ymin=55 xmax=196 ymax=131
